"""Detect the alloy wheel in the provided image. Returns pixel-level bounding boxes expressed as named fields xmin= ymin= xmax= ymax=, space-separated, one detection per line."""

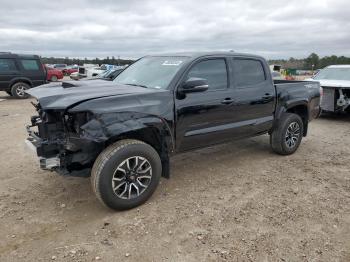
xmin=15 ymin=84 xmax=27 ymax=97
xmin=285 ymin=121 xmax=301 ymax=148
xmin=112 ymin=156 xmax=152 ymax=199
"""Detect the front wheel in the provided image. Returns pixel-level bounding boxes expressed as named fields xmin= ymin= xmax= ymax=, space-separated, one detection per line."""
xmin=50 ymin=75 xmax=58 ymax=82
xmin=11 ymin=82 xmax=30 ymax=99
xmin=91 ymin=139 xmax=162 ymax=210
xmin=270 ymin=113 xmax=304 ymax=155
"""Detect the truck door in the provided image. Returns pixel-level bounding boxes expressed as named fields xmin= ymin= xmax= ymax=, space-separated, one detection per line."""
xmin=230 ymin=57 xmax=276 ymax=135
xmin=175 ymin=57 xmax=236 ymax=152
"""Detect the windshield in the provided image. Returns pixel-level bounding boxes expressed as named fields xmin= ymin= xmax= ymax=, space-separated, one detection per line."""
xmin=114 ymin=56 xmax=188 ymax=89
xmin=314 ymin=67 xmax=350 ymax=81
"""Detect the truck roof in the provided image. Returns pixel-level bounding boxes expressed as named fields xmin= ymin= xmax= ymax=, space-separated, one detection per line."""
xmin=148 ymin=51 xmax=265 ymax=60
xmin=0 ymin=52 xmax=40 ymax=59
xmin=326 ymin=65 xmax=350 ymax=68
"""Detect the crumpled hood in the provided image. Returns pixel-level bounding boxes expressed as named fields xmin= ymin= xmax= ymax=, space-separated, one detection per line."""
xmin=26 ymin=80 xmax=160 ymax=110
xmin=309 ymin=79 xmax=350 ymax=88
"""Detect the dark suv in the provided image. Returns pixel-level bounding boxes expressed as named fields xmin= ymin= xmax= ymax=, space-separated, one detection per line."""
xmin=0 ymin=53 xmax=46 ymax=98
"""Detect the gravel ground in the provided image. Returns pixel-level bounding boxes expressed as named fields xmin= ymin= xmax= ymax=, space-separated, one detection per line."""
xmin=0 ymin=91 xmax=349 ymax=262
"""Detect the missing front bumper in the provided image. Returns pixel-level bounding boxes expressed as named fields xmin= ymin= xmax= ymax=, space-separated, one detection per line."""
xmin=26 ymin=123 xmax=62 ymax=170
xmin=25 ymin=138 xmax=61 ymax=170
xmin=39 ymin=157 xmax=60 ymax=170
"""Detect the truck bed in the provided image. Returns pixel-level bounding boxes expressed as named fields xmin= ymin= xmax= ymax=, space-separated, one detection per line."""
xmin=273 ymin=79 xmax=321 ymax=121
xmin=273 ymin=79 xmax=320 ymax=90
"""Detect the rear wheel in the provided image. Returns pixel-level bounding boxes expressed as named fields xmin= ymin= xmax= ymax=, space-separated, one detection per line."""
xmin=11 ymin=82 xmax=30 ymax=99
xmin=91 ymin=139 xmax=162 ymax=210
xmin=50 ymin=75 xmax=58 ymax=82
xmin=270 ymin=113 xmax=304 ymax=155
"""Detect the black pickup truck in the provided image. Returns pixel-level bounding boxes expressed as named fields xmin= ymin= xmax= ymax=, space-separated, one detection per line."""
xmin=26 ymin=52 xmax=321 ymax=210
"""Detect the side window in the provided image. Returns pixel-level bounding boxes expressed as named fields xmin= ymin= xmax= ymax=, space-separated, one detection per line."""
xmin=187 ymin=59 xmax=228 ymax=90
xmin=233 ymin=59 xmax=266 ymax=87
xmin=0 ymin=59 xmax=17 ymax=72
xmin=20 ymin=59 xmax=40 ymax=71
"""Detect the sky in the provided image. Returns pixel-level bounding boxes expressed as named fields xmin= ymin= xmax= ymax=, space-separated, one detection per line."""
xmin=0 ymin=0 xmax=349 ymax=59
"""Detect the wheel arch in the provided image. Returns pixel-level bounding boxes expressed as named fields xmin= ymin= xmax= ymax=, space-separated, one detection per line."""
xmin=78 ymin=113 xmax=174 ymax=178
xmin=275 ymin=100 xmax=309 ymax=136
xmin=10 ymin=77 xmax=33 ymax=88
xmin=105 ymin=126 xmax=173 ymax=178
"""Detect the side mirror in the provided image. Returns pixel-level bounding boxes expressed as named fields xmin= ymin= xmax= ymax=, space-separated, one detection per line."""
xmin=179 ymin=78 xmax=209 ymax=93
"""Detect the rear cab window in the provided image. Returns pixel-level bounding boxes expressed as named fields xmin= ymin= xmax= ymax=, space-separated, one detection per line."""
xmin=186 ymin=59 xmax=228 ymax=90
xmin=20 ymin=59 xmax=40 ymax=71
xmin=232 ymin=58 xmax=266 ymax=88
xmin=0 ymin=59 xmax=17 ymax=72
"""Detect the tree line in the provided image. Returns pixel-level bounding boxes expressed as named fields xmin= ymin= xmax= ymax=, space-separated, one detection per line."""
xmin=40 ymin=56 xmax=134 ymax=66
xmin=269 ymin=53 xmax=350 ymax=70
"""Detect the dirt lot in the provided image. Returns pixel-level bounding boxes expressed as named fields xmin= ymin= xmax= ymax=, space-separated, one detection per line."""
xmin=0 ymin=91 xmax=349 ymax=262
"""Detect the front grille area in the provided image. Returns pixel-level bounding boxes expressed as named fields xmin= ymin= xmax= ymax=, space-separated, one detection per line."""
xmin=321 ymin=87 xmax=335 ymax=112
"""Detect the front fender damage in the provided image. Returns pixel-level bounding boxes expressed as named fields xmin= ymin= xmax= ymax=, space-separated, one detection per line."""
xmin=74 ymin=112 xmax=174 ymax=178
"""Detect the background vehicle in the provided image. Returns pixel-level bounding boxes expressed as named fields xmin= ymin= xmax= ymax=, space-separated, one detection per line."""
xmin=46 ymin=66 xmax=63 ymax=81
xmin=71 ymin=65 xmax=124 ymax=80
xmin=26 ymin=52 xmax=321 ymax=210
xmin=62 ymin=65 xmax=78 ymax=76
xmin=81 ymin=68 xmax=123 ymax=81
xmin=308 ymin=65 xmax=350 ymax=112
xmin=271 ymin=71 xmax=284 ymax=80
xmin=0 ymin=52 xmax=46 ymax=98
xmin=52 ymin=64 xmax=67 ymax=70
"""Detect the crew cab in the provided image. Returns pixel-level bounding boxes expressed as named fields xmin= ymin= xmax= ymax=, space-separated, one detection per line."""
xmin=25 ymin=52 xmax=321 ymax=210
xmin=0 ymin=53 xmax=46 ymax=98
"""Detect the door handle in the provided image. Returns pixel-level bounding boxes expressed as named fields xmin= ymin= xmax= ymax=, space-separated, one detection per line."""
xmin=262 ymin=93 xmax=273 ymax=100
xmin=221 ymin=98 xmax=234 ymax=104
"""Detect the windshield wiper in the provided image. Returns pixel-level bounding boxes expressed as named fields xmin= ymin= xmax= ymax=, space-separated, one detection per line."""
xmin=124 ymin=83 xmax=149 ymax=88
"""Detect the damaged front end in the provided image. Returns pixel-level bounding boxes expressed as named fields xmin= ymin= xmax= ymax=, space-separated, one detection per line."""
xmin=26 ymin=102 xmax=103 ymax=177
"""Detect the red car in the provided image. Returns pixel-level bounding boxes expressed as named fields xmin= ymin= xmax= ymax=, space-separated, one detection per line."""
xmin=62 ymin=66 xmax=78 ymax=76
xmin=46 ymin=67 xmax=64 ymax=81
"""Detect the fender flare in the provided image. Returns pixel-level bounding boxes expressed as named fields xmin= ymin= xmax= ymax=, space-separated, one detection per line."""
xmin=77 ymin=112 xmax=175 ymax=178
xmin=273 ymin=100 xmax=309 ymax=135
xmin=275 ymin=99 xmax=309 ymax=121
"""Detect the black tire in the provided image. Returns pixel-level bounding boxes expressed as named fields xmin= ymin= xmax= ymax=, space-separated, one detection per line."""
xmin=11 ymin=82 xmax=30 ymax=99
xmin=91 ymin=139 xmax=162 ymax=210
xmin=270 ymin=113 xmax=304 ymax=155
xmin=51 ymin=75 xmax=58 ymax=82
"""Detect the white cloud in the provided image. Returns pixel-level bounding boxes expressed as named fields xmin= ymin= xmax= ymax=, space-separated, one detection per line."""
xmin=0 ymin=0 xmax=348 ymax=59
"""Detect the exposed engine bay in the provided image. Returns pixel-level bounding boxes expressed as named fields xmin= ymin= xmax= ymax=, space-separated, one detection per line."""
xmin=321 ymin=87 xmax=350 ymax=112
xmin=27 ymin=101 xmax=102 ymax=177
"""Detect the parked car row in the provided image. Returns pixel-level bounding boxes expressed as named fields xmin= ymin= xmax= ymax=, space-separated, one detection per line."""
xmin=1 ymin=52 xmax=349 ymax=115
xmin=70 ymin=64 xmax=125 ymax=80
xmin=45 ymin=64 xmax=78 ymax=76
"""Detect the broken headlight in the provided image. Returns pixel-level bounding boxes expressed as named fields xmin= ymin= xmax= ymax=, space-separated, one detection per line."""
xmin=65 ymin=112 xmax=91 ymax=134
